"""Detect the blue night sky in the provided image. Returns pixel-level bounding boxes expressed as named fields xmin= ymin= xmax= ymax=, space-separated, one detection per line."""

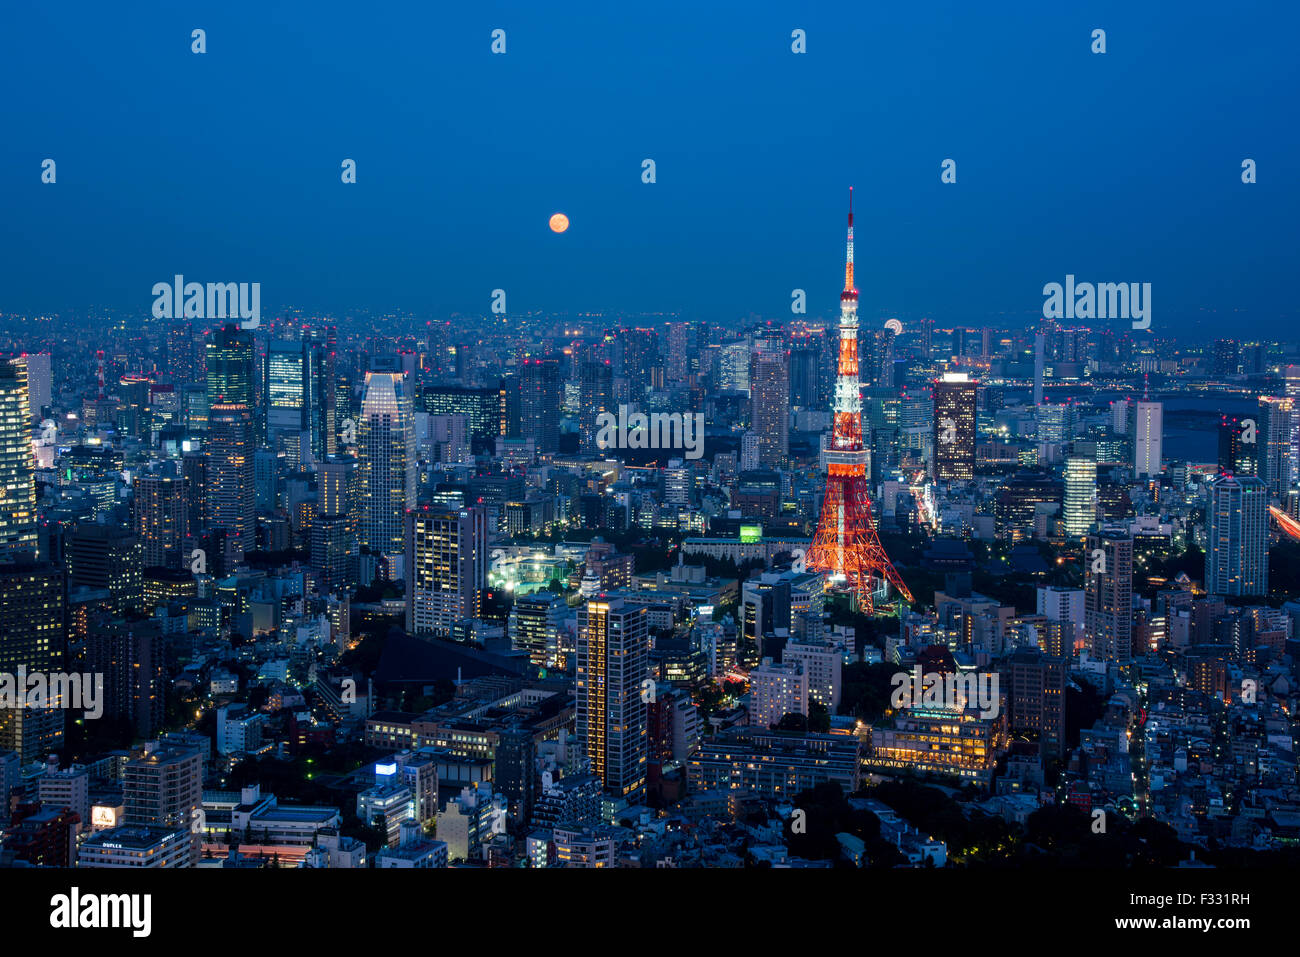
xmin=2 ymin=0 xmax=1297 ymax=330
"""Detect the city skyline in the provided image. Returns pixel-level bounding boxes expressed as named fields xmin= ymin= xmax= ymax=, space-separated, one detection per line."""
xmin=2 ymin=4 xmax=1299 ymax=935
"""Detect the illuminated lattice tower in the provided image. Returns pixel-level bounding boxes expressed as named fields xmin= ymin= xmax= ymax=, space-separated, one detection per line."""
xmin=806 ymin=189 xmax=913 ymax=614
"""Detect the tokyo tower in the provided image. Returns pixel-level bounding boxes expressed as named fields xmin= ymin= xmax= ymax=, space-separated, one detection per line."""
xmin=806 ymin=188 xmax=913 ymax=614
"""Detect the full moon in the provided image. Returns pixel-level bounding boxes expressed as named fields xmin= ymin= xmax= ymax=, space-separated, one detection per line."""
xmin=549 ymin=213 xmax=569 ymax=233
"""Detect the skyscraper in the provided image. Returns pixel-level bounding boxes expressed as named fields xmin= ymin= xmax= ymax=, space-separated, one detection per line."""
xmin=1084 ymin=527 xmax=1134 ymax=664
xmin=66 ymin=523 xmax=144 ymax=617
xmin=578 ymin=360 xmax=614 ymax=452
xmin=665 ymin=321 xmax=697 ymax=385
xmin=0 ymin=561 xmax=66 ymax=760
xmin=719 ymin=340 xmax=750 ymax=393
xmin=933 ymin=372 xmax=977 ymax=481
xmin=86 ymin=620 xmax=166 ymax=739
xmin=166 ymin=322 xmax=197 ymax=383
xmin=133 ymin=471 xmax=187 ymax=568
xmin=405 ymin=506 xmax=487 ymax=638
xmin=1062 ymin=456 xmax=1097 ymax=539
xmin=1257 ymin=396 xmax=1294 ymax=497
xmin=576 ymin=597 xmax=648 ymax=799
xmin=749 ymin=337 xmax=790 ymax=467
xmin=865 ymin=328 xmax=895 ymax=388
xmin=1133 ymin=398 xmax=1162 ymax=478
xmin=358 ymin=360 xmax=416 ymax=578
xmin=25 ymin=352 xmax=51 ymax=422
xmin=509 ymin=592 xmax=567 ymax=669
xmin=788 ymin=338 xmax=822 ymax=408
xmin=206 ymin=403 xmax=256 ymax=561
xmin=0 ymin=357 xmax=38 ymax=561
xmin=1218 ymin=415 xmax=1258 ymax=476
xmin=1205 ymin=473 xmax=1269 ymax=597
xmin=422 ymin=384 xmax=502 ymax=445
xmin=517 ymin=357 xmax=562 ymax=454
xmin=205 ymin=324 xmax=254 ymax=406
xmin=1212 ymin=339 xmax=1240 ymax=377
xmin=621 ymin=328 xmax=660 ymax=402
xmin=266 ymin=338 xmax=326 ymax=468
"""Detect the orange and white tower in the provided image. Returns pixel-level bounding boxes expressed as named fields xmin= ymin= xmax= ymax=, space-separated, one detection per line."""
xmin=806 ymin=189 xmax=912 ymax=613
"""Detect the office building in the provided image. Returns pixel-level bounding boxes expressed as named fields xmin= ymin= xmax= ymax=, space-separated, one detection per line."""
xmin=0 ymin=562 xmax=66 ymax=760
xmin=750 ymin=338 xmax=790 ymax=467
xmin=206 ymin=403 xmax=256 ymax=560
xmin=0 ymin=357 xmax=38 ymax=560
xmin=205 ymin=323 xmax=254 ymax=407
xmin=579 ymin=360 xmax=614 ymax=452
xmin=1062 ymin=455 xmax=1097 ymax=539
xmin=66 ymin=523 xmax=144 ymax=616
xmin=933 ymin=373 xmax=977 ymax=481
xmin=516 ymin=358 xmax=562 ymax=454
xmin=405 ymin=506 xmax=487 ymax=638
xmin=358 ymin=360 xmax=416 ymax=578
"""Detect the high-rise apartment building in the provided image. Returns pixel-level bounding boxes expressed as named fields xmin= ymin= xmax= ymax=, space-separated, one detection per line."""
xmin=1004 ymin=646 xmax=1066 ymax=759
xmin=749 ymin=338 xmax=790 ymax=467
xmin=25 ymin=353 xmax=51 ymax=422
xmin=509 ymin=592 xmax=568 ymax=669
xmin=167 ymin=322 xmax=197 ymax=383
xmin=1205 ymin=473 xmax=1269 ymax=597
xmin=1133 ymin=399 xmax=1162 ymax=478
xmin=576 ymin=597 xmax=648 ymax=800
xmin=122 ymin=743 xmax=204 ymax=866
xmin=1257 ymin=396 xmax=1294 ymax=497
xmin=1084 ymin=527 xmax=1134 ymax=664
xmin=134 ymin=471 xmax=187 ymax=568
xmin=86 ymin=620 xmax=166 ymax=739
xmin=749 ymin=658 xmax=808 ymax=728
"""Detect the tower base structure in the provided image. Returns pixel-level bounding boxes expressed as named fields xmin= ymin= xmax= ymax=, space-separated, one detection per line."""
xmin=807 ymin=466 xmax=912 ymax=616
